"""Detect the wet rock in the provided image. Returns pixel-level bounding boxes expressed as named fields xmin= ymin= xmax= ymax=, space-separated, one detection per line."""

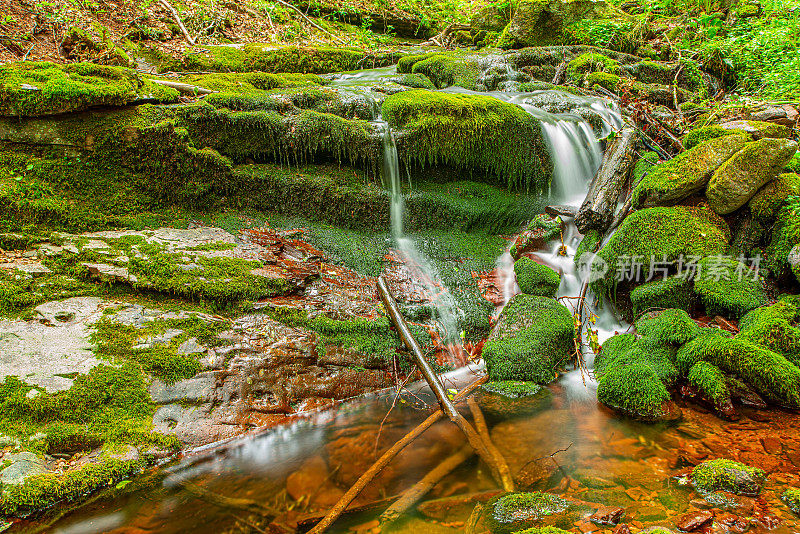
xmin=483 ymin=491 xmax=586 ymax=533
xmin=590 ymin=505 xmax=625 ymax=525
xmin=149 ymin=376 xmax=217 ymax=404
xmin=675 ymin=510 xmax=713 ymax=531
xmin=471 ymin=4 xmax=510 ymax=32
xmin=690 ymin=491 xmax=755 ymax=513
xmin=511 ymin=214 xmax=564 ymax=259
xmin=481 ymin=294 xmax=574 ymax=384
xmin=476 ymin=381 xmax=553 ymax=421
xmin=782 ymin=488 xmax=800 ymax=516
xmin=514 ymin=257 xmax=561 ymax=297
xmin=613 ymin=524 xmax=632 ymax=534
xmin=286 ymin=456 xmax=344 ymax=508
xmin=418 ymin=490 xmax=503 ymax=520
xmin=545 ymin=204 xmax=578 ymax=218
xmin=692 ymin=458 xmax=765 ymax=496
xmin=0 ymin=452 xmax=47 ymax=485
xmin=719 ymin=120 xmax=792 ymax=140
xmin=706 ymin=137 xmax=798 ymax=215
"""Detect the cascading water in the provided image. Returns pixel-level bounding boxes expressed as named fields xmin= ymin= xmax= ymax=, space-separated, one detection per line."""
xmin=377 ymin=120 xmax=464 ymax=359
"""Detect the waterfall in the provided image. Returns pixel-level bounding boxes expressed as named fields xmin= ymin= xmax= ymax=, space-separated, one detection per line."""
xmin=378 ymin=121 xmax=464 ymax=361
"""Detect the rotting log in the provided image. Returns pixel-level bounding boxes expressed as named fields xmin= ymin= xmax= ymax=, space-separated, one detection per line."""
xmin=376 ymin=275 xmax=514 ymax=492
xmin=378 ymin=444 xmax=473 ymax=524
xmin=304 ymin=375 xmax=488 ymax=534
xmin=148 ymin=79 xmax=216 ymax=95
xmin=575 ymin=126 xmax=637 ymax=234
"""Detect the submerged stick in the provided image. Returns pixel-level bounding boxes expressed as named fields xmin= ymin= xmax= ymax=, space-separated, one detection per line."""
xmin=180 ymin=479 xmax=275 ymax=517
xmin=305 ymin=375 xmax=487 ymax=534
xmin=467 ymin=397 xmax=514 ymax=487
xmin=379 ymin=444 xmax=473 ymax=523
xmin=377 ymin=276 xmax=514 ymax=492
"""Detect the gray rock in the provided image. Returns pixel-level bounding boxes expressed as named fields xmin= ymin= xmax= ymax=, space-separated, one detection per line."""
xmin=15 ymin=263 xmax=52 ymax=277
xmin=177 ymin=338 xmax=206 ymax=355
xmin=719 ymin=119 xmax=792 ymax=140
xmin=149 ymin=376 xmax=216 ymax=404
xmin=0 ymin=452 xmax=47 ymax=485
xmin=82 ymin=262 xmax=137 ymax=283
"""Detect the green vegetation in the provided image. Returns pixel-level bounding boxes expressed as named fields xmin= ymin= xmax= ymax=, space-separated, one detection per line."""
xmin=693 ymin=256 xmax=767 ymax=318
xmin=482 ymin=294 xmax=575 ymax=383
xmin=692 ymin=458 xmax=766 ymax=496
xmin=630 ymin=275 xmax=694 ymax=316
xmin=687 ymin=360 xmax=730 ymax=408
xmin=382 ymin=90 xmax=552 ymax=192
xmin=0 ymin=62 xmax=178 ymax=116
xmin=683 ymin=125 xmax=749 ymax=150
xmin=397 ymin=52 xmax=481 ymax=90
xmin=737 ymin=296 xmax=800 ymax=368
xmin=481 ymin=380 xmax=542 ymax=397
xmin=749 ymin=173 xmax=800 ymax=223
xmin=513 ymin=257 xmax=561 ymax=297
xmin=566 ymin=52 xmax=620 ymax=82
xmin=783 ymin=488 xmax=800 ymax=516
xmin=636 ymin=308 xmax=699 ymax=345
xmin=485 ymin=491 xmax=571 ymax=534
xmin=182 ymin=72 xmax=326 ymax=93
xmin=596 ymin=361 xmax=671 ymax=420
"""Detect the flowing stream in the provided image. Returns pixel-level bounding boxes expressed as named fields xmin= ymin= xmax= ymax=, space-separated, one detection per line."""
xmin=28 ymin=76 xmax=800 ymax=534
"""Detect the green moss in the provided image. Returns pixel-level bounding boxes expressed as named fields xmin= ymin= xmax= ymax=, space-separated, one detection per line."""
xmin=513 ymin=257 xmax=560 ymax=297
xmin=485 ymin=491 xmax=571 ymax=534
xmin=630 ymin=275 xmax=694 ymax=317
xmin=0 ymin=61 xmax=179 ymax=116
xmin=585 ymin=71 xmax=696 ymax=107
xmin=595 ymin=335 xmax=679 ymax=385
xmin=632 ymin=150 xmax=660 ymax=187
xmin=0 ymin=457 xmax=147 ymax=515
xmin=693 ymin=256 xmax=768 ymax=319
xmin=181 ymin=72 xmax=325 ymax=93
xmin=0 ymin=269 xmax=97 ymax=317
xmin=574 ymin=229 xmax=600 ymax=266
xmin=566 ymin=52 xmax=620 ymax=82
xmin=382 ymin=90 xmax=551 ymax=192
xmin=0 ymin=363 xmax=178 ymax=459
xmin=390 ymin=73 xmax=436 ymax=90
xmin=512 ymin=215 xmax=563 ymax=259
xmin=676 ymin=330 xmax=800 ymax=408
xmin=481 ymin=380 xmax=543 ymax=398
xmin=515 ymin=528 xmax=572 ymax=534
xmin=406 ymin=53 xmax=481 ymax=90
xmin=636 ymin=308 xmax=699 ymax=345
xmin=596 ymin=362 xmax=671 ymax=421
xmin=178 ymin=44 xmax=399 ymax=74
xmin=782 ymin=488 xmax=800 ymax=515
xmin=788 ymin=152 xmax=800 ymax=174
xmin=683 ymin=126 xmax=750 ymax=150
xmin=749 ymin=173 xmax=800 ymax=223
xmin=692 ymin=459 xmax=766 ymax=496
xmin=765 ymin=204 xmax=800 ymax=278
xmin=632 ymin=135 xmax=749 ymax=208
xmin=737 ymin=295 xmax=800 ymax=368
xmin=687 ymin=361 xmax=730 ymax=408
xmin=592 ymin=205 xmax=730 ymax=299
xmin=482 ymin=294 xmax=575 ymax=384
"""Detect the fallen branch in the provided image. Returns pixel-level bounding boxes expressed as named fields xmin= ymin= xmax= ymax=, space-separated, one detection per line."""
xmin=575 ymin=126 xmax=637 ymax=233
xmin=273 ymin=0 xmax=345 ymax=43
xmin=179 ymin=479 xmax=275 ymax=517
xmin=377 ymin=275 xmax=514 ymax=492
xmin=148 ymin=79 xmax=216 ymax=95
xmin=379 ymin=444 xmax=473 ymax=523
xmin=305 ymin=374 xmax=488 ymax=534
xmin=467 ymin=397 xmax=514 ymax=488
xmin=159 ymin=0 xmax=196 ymax=46
xmin=465 ymin=503 xmax=484 ymax=534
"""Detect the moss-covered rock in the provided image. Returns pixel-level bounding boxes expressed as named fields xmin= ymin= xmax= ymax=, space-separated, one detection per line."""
xmin=737 ymin=295 xmax=800 ymax=368
xmin=477 ymin=380 xmax=553 ymax=420
xmin=691 ymin=459 xmax=766 ymax=496
xmin=749 ymin=173 xmax=800 ymax=223
xmin=514 ymin=257 xmax=561 ymax=297
xmin=484 ymin=491 xmax=572 ymax=533
xmin=707 ymin=138 xmax=799 ymax=215
xmin=482 ymin=294 xmax=575 ymax=384
xmin=398 ymin=53 xmax=482 ymax=90
xmin=0 ymin=62 xmax=179 ymax=117
xmin=471 ymin=4 xmax=512 ymax=32
xmin=584 ymin=71 xmax=696 ymax=108
xmin=693 ymin=256 xmax=768 ymax=318
xmin=382 ymin=90 xmax=551 ymax=192
xmin=765 ymin=203 xmax=800 ymax=279
xmin=565 ymin=52 xmax=619 ymax=82
xmin=632 ymin=135 xmax=749 ymax=208
xmin=687 ymin=360 xmax=731 ymax=410
xmin=635 ymin=308 xmax=699 ymax=345
xmin=592 ymin=205 xmax=730 ymax=298
xmin=181 ymin=72 xmax=326 ymax=94
xmin=676 ymin=330 xmax=800 ymax=408
xmin=718 ymin=120 xmax=793 ymax=140
xmin=630 ymin=275 xmax=694 ymax=316
xmin=512 ymin=215 xmax=563 ymax=259
xmin=682 ymin=125 xmax=750 ymax=150
xmin=497 ymin=0 xmax=615 ymax=49
xmin=175 ymin=44 xmax=399 ymax=74
xmin=782 ymin=488 xmax=800 ymax=515
xmin=596 ymin=356 xmax=673 ymax=420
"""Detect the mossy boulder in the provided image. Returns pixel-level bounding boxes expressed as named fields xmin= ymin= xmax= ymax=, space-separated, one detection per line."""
xmin=399 ymin=53 xmax=482 ymax=90
xmin=484 ymin=491 xmax=576 ymax=533
xmin=737 ymin=295 xmax=800 ymax=368
xmin=514 ymin=257 xmax=561 ymax=297
xmin=176 ymin=44 xmax=398 ymax=74
xmin=682 ymin=125 xmax=750 ymax=150
xmin=635 ymin=308 xmax=699 ymax=345
xmin=482 ymin=294 xmax=575 ymax=384
xmin=0 ymin=62 xmax=179 ymax=117
xmin=719 ymin=120 xmax=793 ymax=140
xmin=706 ymin=138 xmax=799 ymax=215
xmin=749 ymin=173 xmax=800 ymax=223
xmin=565 ymin=52 xmax=619 ymax=82
xmin=382 ymin=90 xmax=551 ymax=192
xmin=687 ymin=361 xmax=732 ymax=411
xmin=497 ymin=0 xmax=615 ymax=49
xmin=596 ymin=354 xmax=674 ymax=421
xmin=477 ymin=381 xmax=553 ymax=420
xmin=765 ymin=204 xmax=800 ymax=279
xmin=691 ymin=459 xmax=766 ymax=496
xmin=630 ymin=275 xmax=694 ymax=316
xmin=592 ymin=205 xmax=730 ymax=298
xmin=512 ymin=215 xmax=563 ymax=259
xmin=632 ymin=135 xmax=749 ymax=208
xmin=693 ymin=256 xmax=768 ymax=318
xmin=677 ymin=330 xmax=800 ymax=408
xmin=181 ymin=72 xmax=326 ymax=94
xmin=782 ymin=488 xmax=800 ymax=515
xmin=471 ymin=4 xmax=511 ymax=32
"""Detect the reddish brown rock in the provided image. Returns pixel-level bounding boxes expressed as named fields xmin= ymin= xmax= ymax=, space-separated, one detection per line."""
xmin=612 ymin=523 xmax=632 ymax=534
xmin=590 ymin=505 xmax=626 ymax=525
xmin=675 ymin=510 xmax=713 ymax=531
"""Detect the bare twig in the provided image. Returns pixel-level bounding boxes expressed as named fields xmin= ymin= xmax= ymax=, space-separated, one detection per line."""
xmin=159 ymin=0 xmax=196 ymax=45
xmin=305 ymin=375 xmax=487 ymax=534
xmin=148 ymin=78 xmax=216 ymax=95
xmin=273 ymin=0 xmax=344 ymax=43
xmin=379 ymin=444 xmax=473 ymax=523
